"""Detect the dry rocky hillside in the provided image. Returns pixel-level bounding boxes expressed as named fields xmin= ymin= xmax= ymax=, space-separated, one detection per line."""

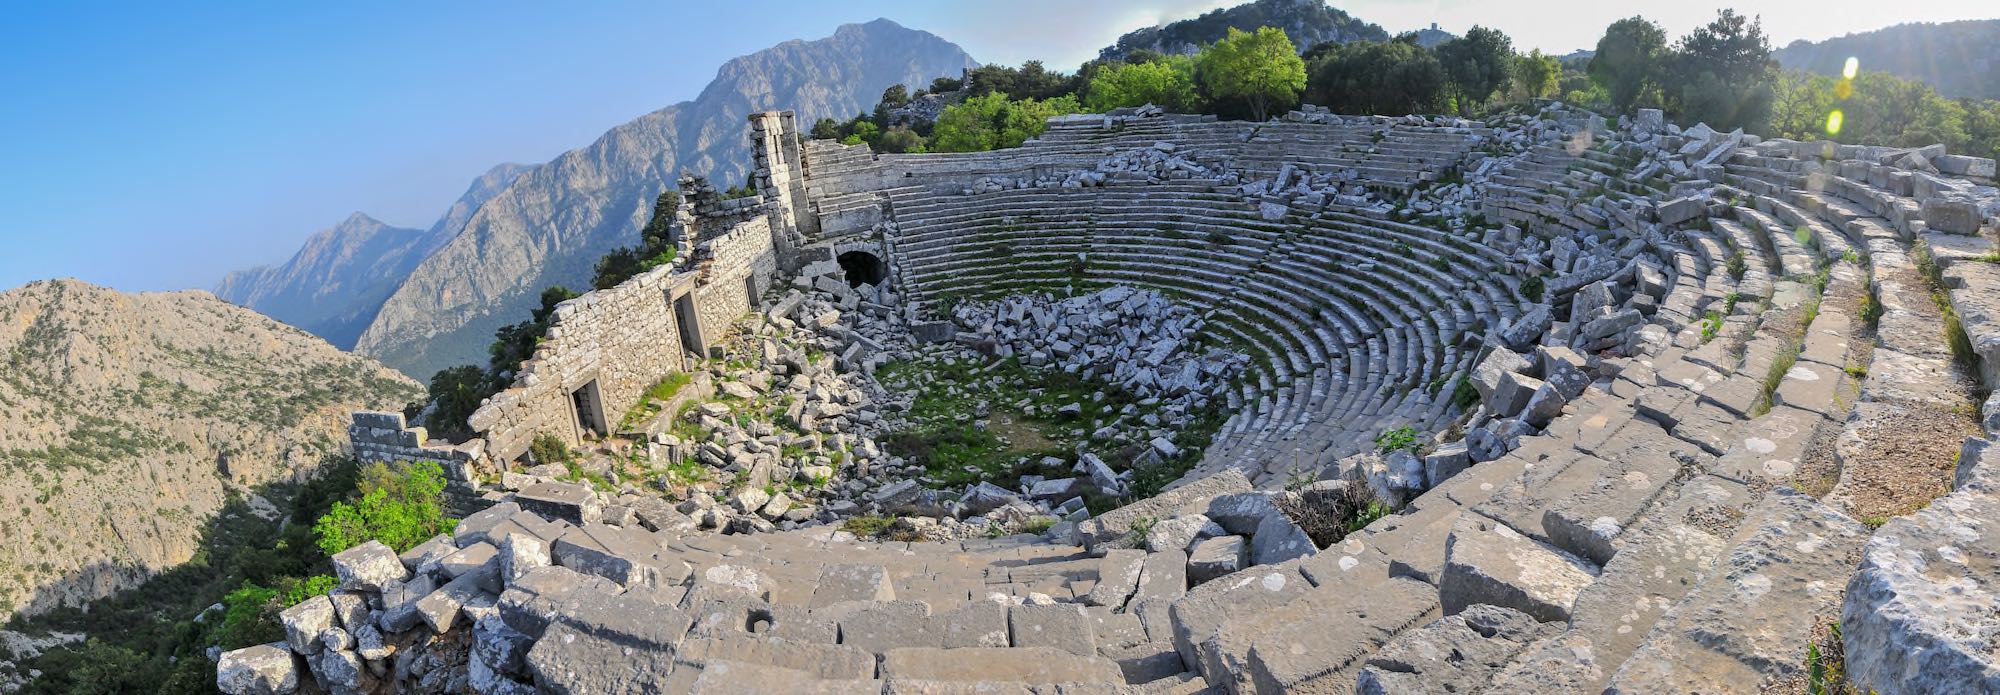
xmin=0 ymin=280 xmax=419 ymax=619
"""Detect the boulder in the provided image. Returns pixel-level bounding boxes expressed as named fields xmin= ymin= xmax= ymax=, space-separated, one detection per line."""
xmin=1249 ymin=512 xmax=1318 ymax=565
xmin=1843 ymin=471 xmax=2000 ymax=694
xmin=331 ymin=541 xmax=407 ymax=592
xmin=279 ymin=595 xmax=334 ymax=655
xmin=215 ymin=643 xmax=299 ymax=695
xmin=1187 ymin=535 xmax=1247 ymax=584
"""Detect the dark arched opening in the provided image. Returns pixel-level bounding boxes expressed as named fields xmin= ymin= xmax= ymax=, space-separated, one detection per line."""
xmin=838 ymin=251 xmax=887 ymax=288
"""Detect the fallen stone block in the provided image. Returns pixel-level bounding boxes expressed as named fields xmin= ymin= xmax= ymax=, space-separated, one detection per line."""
xmin=1439 ymin=514 xmax=1596 ymax=623
xmin=1187 ymin=535 xmax=1247 ymax=584
xmin=279 ymin=595 xmax=334 ymax=655
xmin=215 ymin=643 xmax=300 ymax=695
xmin=331 ymin=540 xmax=407 ymax=592
xmin=1355 ymin=604 xmax=1555 ymax=694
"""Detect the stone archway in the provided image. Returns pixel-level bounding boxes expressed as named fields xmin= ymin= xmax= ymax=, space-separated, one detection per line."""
xmin=838 ymin=251 xmax=887 ymax=288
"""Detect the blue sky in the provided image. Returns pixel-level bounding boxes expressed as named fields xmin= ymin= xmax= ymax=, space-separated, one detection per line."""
xmin=3 ymin=1 xmax=1994 ymax=293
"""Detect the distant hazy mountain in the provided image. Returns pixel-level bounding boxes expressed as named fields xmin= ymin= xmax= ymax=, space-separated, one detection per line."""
xmin=1774 ymin=20 xmax=2000 ymax=100
xmin=0 ymin=279 xmax=417 ymax=619
xmin=352 ymin=19 xmax=978 ymax=380
xmin=1099 ymin=0 xmax=1389 ymax=60
xmin=215 ymin=162 xmax=532 ymax=349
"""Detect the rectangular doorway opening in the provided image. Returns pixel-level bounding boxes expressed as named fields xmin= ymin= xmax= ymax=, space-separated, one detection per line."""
xmin=745 ymin=275 xmax=760 ymax=309
xmin=673 ymin=292 xmax=703 ymax=358
xmin=570 ymin=380 xmax=607 ymax=438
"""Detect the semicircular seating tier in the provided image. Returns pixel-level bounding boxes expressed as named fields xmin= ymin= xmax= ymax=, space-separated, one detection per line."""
xmin=801 ymin=114 xmax=1534 ymax=486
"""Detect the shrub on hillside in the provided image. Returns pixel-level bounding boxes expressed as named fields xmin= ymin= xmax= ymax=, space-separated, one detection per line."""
xmin=312 ymin=460 xmax=452 ymax=555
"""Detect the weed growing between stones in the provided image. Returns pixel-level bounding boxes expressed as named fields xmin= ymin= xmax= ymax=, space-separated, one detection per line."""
xmin=1374 ymin=426 xmax=1419 ymax=453
xmin=616 ymin=372 xmax=692 ymax=432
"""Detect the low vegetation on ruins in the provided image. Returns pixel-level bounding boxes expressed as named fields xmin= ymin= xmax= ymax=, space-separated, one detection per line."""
xmin=5 ymin=3 xmax=2000 ymax=694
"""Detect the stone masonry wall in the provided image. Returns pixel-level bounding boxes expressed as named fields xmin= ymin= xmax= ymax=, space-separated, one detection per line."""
xmin=346 ymin=411 xmax=480 ymax=483
xmin=466 ymin=264 xmax=694 ymax=463
xmin=692 ymin=215 xmax=777 ymax=348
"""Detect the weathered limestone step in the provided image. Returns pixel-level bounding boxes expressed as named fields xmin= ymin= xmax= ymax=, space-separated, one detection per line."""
xmin=878 ymin=646 xmax=1125 ymax=685
xmin=1842 ymin=437 xmax=2000 ymax=694
xmin=1602 ymin=487 xmax=1868 ymax=693
xmin=1238 ymin=576 xmax=1439 ymax=693
xmin=1352 ymin=604 xmax=1554 ymax=694
xmin=1484 ymin=475 xmax=1757 ymax=694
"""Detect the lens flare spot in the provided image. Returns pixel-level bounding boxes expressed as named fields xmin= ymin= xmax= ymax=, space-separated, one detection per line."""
xmin=1842 ymin=56 xmax=1860 ymax=80
xmin=1834 ymin=80 xmax=1854 ymax=100
xmin=1826 ymin=109 xmax=1844 ymax=136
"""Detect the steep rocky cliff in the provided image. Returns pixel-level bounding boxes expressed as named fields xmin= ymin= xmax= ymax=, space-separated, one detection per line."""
xmin=352 ymin=19 xmax=978 ymax=380
xmin=215 ymin=163 xmax=532 ymax=350
xmin=0 ymin=279 xmax=420 ymax=619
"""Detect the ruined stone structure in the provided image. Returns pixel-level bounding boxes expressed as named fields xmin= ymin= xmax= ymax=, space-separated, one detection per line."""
xmin=226 ymin=103 xmax=2000 ymax=694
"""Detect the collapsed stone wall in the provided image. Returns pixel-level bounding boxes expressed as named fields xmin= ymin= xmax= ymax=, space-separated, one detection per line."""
xmin=348 ymin=411 xmax=482 ymax=482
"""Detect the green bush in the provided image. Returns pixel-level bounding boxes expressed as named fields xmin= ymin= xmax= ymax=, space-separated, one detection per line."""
xmin=213 ymin=582 xmax=283 ymax=649
xmin=1374 ymin=426 xmax=1419 ymax=453
xmin=312 ymin=460 xmax=453 ymax=555
xmin=529 ymin=433 xmax=576 ymax=466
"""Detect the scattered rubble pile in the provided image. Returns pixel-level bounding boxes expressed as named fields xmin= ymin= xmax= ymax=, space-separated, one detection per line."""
xmin=221 ymin=95 xmax=2000 ymax=694
xmin=478 ymin=282 xmax=1193 ymax=543
xmin=950 ymin=287 xmax=1246 ymax=412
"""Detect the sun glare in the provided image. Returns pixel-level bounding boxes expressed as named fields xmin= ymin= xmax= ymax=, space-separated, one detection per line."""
xmin=1842 ymin=56 xmax=1860 ymax=79
xmin=1826 ymin=109 xmax=1845 ymax=136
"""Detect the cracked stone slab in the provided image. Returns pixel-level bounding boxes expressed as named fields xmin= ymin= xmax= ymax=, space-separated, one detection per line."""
xmin=1440 ymin=514 xmax=1597 ymax=623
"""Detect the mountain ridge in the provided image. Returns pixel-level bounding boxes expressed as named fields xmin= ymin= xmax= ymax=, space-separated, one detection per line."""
xmin=351 ymin=18 xmax=978 ymax=379
xmin=214 ymin=162 xmax=533 ymax=349
xmin=1773 ymin=19 xmax=2000 ymax=100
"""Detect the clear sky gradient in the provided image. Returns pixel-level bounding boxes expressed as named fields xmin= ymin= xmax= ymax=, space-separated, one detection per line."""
xmin=3 ymin=1 xmax=1994 ymax=293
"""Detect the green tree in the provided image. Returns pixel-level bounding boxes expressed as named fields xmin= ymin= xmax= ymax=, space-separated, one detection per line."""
xmin=1844 ymin=71 xmax=1968 ymax=149
xmin=931 ymin=92 xmax=1083 ymax=152
xmin=1663 ymin=9 xmax=1776 ymax=132
xmin=874 ymin=125 xmax=928 ymax=153
xmin=1768 ymin=70 xmax=1839 ymax=140
xmin=1084 ymin=57 xmax=1200 ymax=112
xmin=1305 ymin=38 xmax=1448 ymax=116
xmin=1588 ymin=16 xmax=1668 ymax=113
xmin=1965 ymin=99 xmax=2000 ymax=161
xmin=1194 ymin=26 xmax=1306 ymax=122
xmin=1513 ymin=49 xmax=1560 ymax=100
xmin=312 ymin=460 xmax=453 ymax=555
xmin=421 ymin=365 xmax=486 ymax=441
xmin=964 ymin=60 xmax=1078 ymax=101
xmin=1436 ymin=26 xmax=1515 ymax=110
xmin=593 ymin=189 xmax=679 ymax=290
